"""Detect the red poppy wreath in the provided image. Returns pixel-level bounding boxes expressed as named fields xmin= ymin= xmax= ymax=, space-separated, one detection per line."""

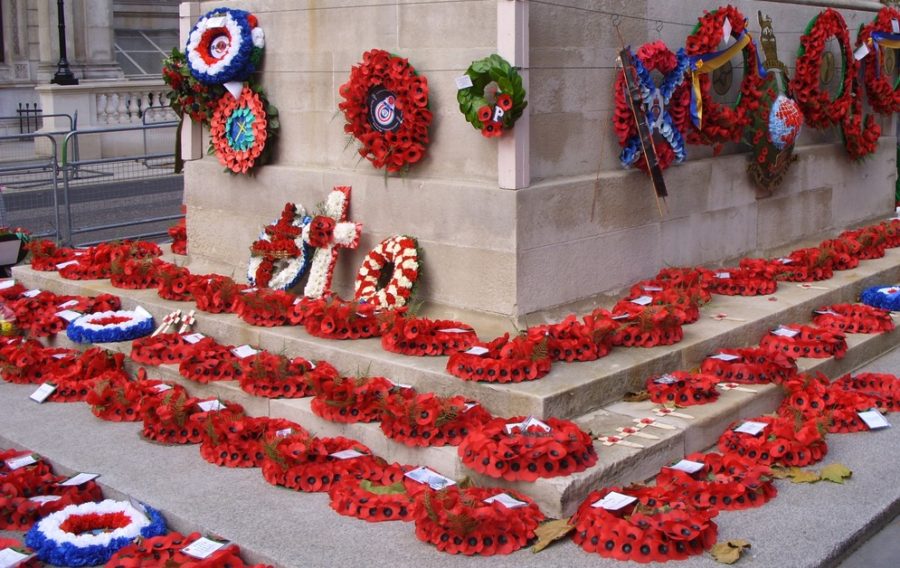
xmin=685 ymin=5 xmax=765 ymax=147
xmin=789 ymin=8 xmax=855 ymax=129
xmin=857 ymin=6 xmax=900 ymax=114
xmin=338 ymin=49 xmax=431 ymax=172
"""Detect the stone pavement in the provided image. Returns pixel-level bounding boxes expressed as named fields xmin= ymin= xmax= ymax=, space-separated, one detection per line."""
xmin=0 ymin=346 xmax=897 ymax=567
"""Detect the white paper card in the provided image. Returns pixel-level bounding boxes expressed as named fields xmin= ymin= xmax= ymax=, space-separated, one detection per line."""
xmin=814 ymin=309 xmax=839 ymax=316
xmin=205 ymin=16 xmax=227 ymax=28
xmin=22 ymin=289 xmax=41 ymax=298
xmin=275 ymin=428 xmax=294 ymax=438
xmin=858 ymin=409 xmax=891 ymax=430
xmin=772 ymin=326 xmax=800 ymax=338
xmin=224 ymin=81 xmax=243 ymax=100
xmin=437 ymin=328 xmax=473 ymax=334
xmin=505 ymin=416 xmax=551 ymax=434
xmin=893 ymin=19 xmax=899 ymax=34
xmin=710 ymin=352 xmax=741 ymax=362
xmin=230 ymin=345 xmax=259 ymax=359
xmin=854 ymin=43 xmax=870 ymax=61
xmin=134 ymin=306 xmax=152 ymax=319
xmin=734 ymin=421 xmax=768 ymax=436
xmin=455 ymin=75 xmax=474 ymax=90
xmin=404 ymin=467 xmax=456 ymax=490
xmin=197 ymin=400 xmax=226 ymax=412
xmin=0 ymin=280 xmax=15 ymax=290
xmin=58 ymin=472 xmax=100 ymax=486
xmin=58 ymin=300 xmax=79 ymax=309
xmin=152 ymin=384 xmax=173 ymax=393
xmin=654 ymin=373 xmax=678 ymax=385
xmin=4 ymin=454 xmax=37 ymax=470
xmin=128 ymin=498 xmax=149 ymax=518
xmin=483 ymin=493 xmax=528 ymax=509
xmin=182 ymin=333 xmax=206 ymax=344
xmin=182 ymin=537 xmax=227 ymax=560
xmin=464 ymin=346 xmax=489 ymax=356
xmin=29 ymin=383 xmax=56 ymax=403
xmin=669 ymin=459 xmax=706 ymax=474
xmin=387 ymin=379 xmax=413 ymax=389
xmin=55 ymin=260 xmax=79 ymax=270
xmin=329 ymin=449 xmax=366 ymax=460
xmin=241 ymin=287 xmax=258 ymax=294
xmin=51 ymin=353 xmax=70 ymax=360
xmin=29 ymin=495 xmax=61 ymax=504
xmin=463 ymin=402 xmax=479 ymax=412
xmin=611 ymin=313 xmax=630 ymax=320
xmin=56 ymin=310 xmax=82 ymax=322
xmin=715 ymin=272 xmax=731 ymax=279
xmin=591 ymin=491 xmax=637 ymax=510
xmin=722 ymin=19 xmax=732 ymax=45
xmin=0 ymin=547 xmax=34 ymax=568
xmin=642 ymin=285 xmax=665 ymax=292
xmin=630 ymin=295 xmax=653 ymax=306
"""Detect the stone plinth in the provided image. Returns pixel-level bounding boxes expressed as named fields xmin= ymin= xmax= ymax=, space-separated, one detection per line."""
xmin=182 ymin=0 xmax=897 ymax=322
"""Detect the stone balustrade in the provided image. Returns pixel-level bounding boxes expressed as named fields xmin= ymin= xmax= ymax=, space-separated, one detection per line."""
xmin=35 ymin=79 xmax=178 ymax=160
xmin=93 ymin=86 xmax=176 ymax=125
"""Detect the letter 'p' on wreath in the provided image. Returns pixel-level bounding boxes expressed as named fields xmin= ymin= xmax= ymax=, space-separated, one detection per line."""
xmin=457 ymin=54 xmax=527 ymax=138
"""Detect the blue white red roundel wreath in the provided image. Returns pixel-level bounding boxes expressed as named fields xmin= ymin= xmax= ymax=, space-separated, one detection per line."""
xmin=354 ymin=235 xmax=420 ymax=310
xmin=860 ymin=285 xmax=900 ymax=310
xmin=66 ymin=309 xmax=155 ymax=344
xmin=185 ymin=8 xmax=264 ymax=85
xmin=24 ymin=500 xmax=167 ymax=567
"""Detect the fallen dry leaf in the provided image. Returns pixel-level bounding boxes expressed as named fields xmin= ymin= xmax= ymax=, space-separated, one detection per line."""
xmin=711 ymin=539 xmax=752 ymax=564
xmin=531 ymin=518 xmax=575 ymax=553
xmin=623 ymin=390 xmax=651 ymax=402
xmin=820 ymin=463 xmax=852 ymax=484
xmin=788 ymin=469 xmax=821 ymax=484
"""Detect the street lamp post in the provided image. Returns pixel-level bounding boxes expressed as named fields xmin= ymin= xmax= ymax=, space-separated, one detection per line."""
xmin=51 ymin=0 xmax=78 ymax=85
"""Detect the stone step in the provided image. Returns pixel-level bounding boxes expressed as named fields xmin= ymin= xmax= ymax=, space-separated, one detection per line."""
xmin=12 ymin=248 xmax=900 ymax=420
xmin=1 ymin=355 xmax=897 ymax=568
xmin=42 ymin=320 xmax=898 ymax=518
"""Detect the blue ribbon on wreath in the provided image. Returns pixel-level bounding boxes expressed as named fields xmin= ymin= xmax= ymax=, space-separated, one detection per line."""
xmin=868 ymin=31 xmax=900 ymax=78
xmin=620 ymin=47 xmax=690 ymax=169
xmin=687 ymin=28 xmax=769 ymax=129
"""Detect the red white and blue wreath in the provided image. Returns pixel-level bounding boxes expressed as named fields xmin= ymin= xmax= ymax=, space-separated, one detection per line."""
xmin=66 ymin=309 xmax=155 ymax=344
xmin=860 ymin=285 xmax=900 ymax=310
xmin=618 ymin=43 xmax=690 ymax=170
xmin=185 ymin=8 xmax=264 ymax=85
xmin=24 ymin=500 xmax=167 ymax=567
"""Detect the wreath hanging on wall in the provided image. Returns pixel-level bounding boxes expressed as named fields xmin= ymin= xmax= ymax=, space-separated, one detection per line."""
xmin=685 ymin=5 xmax=766 ymax=148
xmin=338 ymin=49 xmax=432 ymax=172
xmin=457 ymin=54 xmax=527 ymax=138
xmin=613 ymin=41 xmax=691 ymax=174
xmin=185 ymin=8 xmax=265 ymax=85
xmin=790 ymin=8 xmax=855 ymax=130
xmin=209 ymin=85 xmax=279 ymax=174
xmin=856 ymin=6 xmax=900 ymax=115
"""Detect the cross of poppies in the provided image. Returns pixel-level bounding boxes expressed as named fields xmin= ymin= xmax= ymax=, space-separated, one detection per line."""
xmin=302 ymin=186 xmax=363 ymax=299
